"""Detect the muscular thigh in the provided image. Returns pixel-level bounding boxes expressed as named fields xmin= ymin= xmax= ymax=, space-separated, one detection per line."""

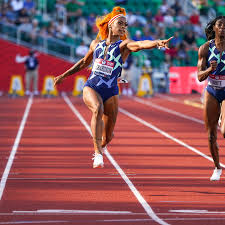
xmin=221 ymin=100 xmax=225 ymax=118
xmin=83 ymin=86 xmax=103 ymax=112
xmin=220 ymin=100 xmax=225 ymax=133
xmin=103 ymin=95 xmax=118 ymax=127
xmin=204 ymin=90 xmax=220 ymax=130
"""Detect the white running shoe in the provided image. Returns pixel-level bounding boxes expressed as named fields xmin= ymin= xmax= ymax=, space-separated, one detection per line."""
xmin=92 ymin=153 xmax=104 ymax=168
xmin=210 ymin=168 xmax=222 ymax=181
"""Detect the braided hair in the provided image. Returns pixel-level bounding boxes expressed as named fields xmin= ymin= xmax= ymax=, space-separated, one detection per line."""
xmin=205 ymin=16 xmax=225 ymax=40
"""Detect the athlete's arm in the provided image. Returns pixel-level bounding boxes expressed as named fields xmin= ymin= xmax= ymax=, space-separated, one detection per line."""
xmin=122 ymin=37 xmax=173 ymax=52
xmin=54 ymin=40 xmax=98 ymax=85
xmin=120 ymin=37 xmax=173 ymax=63
xmin=197 ymin=42 xmax=217 ymax=82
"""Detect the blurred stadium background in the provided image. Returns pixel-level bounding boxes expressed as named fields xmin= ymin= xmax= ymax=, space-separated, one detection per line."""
xmin=0 ymin=0 xmax=224 ymax=97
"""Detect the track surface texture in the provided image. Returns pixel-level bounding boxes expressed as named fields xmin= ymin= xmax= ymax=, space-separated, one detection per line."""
xmin=0 ymin=93 xmax=225 ymax=225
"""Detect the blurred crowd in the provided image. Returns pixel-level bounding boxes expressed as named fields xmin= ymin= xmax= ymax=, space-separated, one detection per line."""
xmin=0 ymin=0 xmax=224 ymax=69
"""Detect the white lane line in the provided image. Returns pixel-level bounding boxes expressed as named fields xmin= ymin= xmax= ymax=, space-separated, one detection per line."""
xmin=170 ymin=210 xmax=225 ymax=214
xmin=102 ymin=218 xmax=225 ymax=222
xmin=165 ymin=218 xmax=225 ymax=221
xmin=156 ymin=94 xmax=204 ymax=108
xmin=1 ymin=212 xmax=225 ymax=216
xmin=0 ymin=221 xmax=67 ymax=224
xmin=1 ymin=218 xmax=225 ymax=224
xmin=134 ymin=96 xmax=221 ymax=132
xmin=0 ymin=96 xmax=33 ymax=200
xmin=13 ymin=209 xmax=132 ymax=215
xmin=63 ymin=95 xmax=169 ymax=225
xmin=119 ymin=107 xmax=225 ymax=168
xmin=156 ymin=94 xmax=181 ymax=103
xmin=8 ymin=176 xmax=225 ymax=180
xmin=133 ymin=96 xmax=204 ymax=124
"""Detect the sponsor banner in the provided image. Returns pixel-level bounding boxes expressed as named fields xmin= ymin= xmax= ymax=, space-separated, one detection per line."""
xmin=136 ymin=73 xmax=154 ymax=97
xmin=41 ymin=76 xmax=58 ymax=96
xmin=8 ymin=75 xmax=24 ymax=96
xmin=169 ymin=67 xmax=207 ymax=94
xmin=72 ymin=76 xmax=87 ymax=96
xmin=0 ymin=39 xmax=90 ymax=92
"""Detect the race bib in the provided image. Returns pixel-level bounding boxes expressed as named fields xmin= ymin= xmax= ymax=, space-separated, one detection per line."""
xmin=208 ymin=74 xmax=225 ymax=88
xmin=92 ymin=59 xmax=114 ymax=79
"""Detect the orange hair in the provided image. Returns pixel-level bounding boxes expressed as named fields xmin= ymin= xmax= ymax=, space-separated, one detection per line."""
xmin=96 ymin=6 xmax=127 ymax=41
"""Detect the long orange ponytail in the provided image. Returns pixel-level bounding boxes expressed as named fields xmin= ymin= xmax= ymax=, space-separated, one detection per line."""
xmin=96 ymin=6 xmax=127 ymax=41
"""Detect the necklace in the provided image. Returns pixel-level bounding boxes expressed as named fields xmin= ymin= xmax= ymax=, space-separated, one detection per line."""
xmin=103 ymin=41 xmax=110 ymax=59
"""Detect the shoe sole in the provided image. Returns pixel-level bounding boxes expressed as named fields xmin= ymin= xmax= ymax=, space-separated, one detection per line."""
xmin=210 ymin=178 xmax=220 ymax=181
xmin=93 ymin=164 xmax=104 ymax=168
xmin=210 ymin=175 xmax=222 ymax=181
xmin=210 ymin=175 xmax=221 ymax=181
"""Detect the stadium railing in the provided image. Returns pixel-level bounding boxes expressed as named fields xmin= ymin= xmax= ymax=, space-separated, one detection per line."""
xmin=0 ymin=22 xmax=77 ymax=62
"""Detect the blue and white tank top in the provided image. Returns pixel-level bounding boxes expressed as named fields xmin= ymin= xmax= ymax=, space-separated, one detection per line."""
xmin=207 ymin=39 xmax=225 ymax=88
xmin=88 ymin=40 xmax=123 ymax=88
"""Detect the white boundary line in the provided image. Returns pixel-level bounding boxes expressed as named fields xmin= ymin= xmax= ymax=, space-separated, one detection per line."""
xmin=7 ymin=176 xmax=224 ymax=180
xmin=2 ymin=212 xmax=225 ymax=216
xmin=133 ymin=95 xmax=220 ymax=132
xmin=156 ymin=93 xmax=204 ymax=108
xmin=156 ymin=93 xmax=183 ymax=103
xmin=169 ymin=209 xmax=225 ymax=214
xmin=63 ymin=95 xmax=169 ymax=225
xmin=13 ymin=209 xmax=133 ymax=214
xmin=0 ymin=96 xmax=33 ymax=200
xmin=0 ymin=221 xmax=67 ymax=224
xmin=119 ymin=107 xmax=225 ymax=168
xmin=133 ymin=96 xmax=204 ymax=124
xmin=1 ymin=218 xmax=225 ymax=224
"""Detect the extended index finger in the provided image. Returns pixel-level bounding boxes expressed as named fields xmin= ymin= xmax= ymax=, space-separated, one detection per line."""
xmin=167 ymin=36 xmax=174 ymax=42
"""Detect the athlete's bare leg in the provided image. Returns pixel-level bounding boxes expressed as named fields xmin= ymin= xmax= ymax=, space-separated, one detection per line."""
xmin=203 ymin=90 xmax=221 ymax=169
xmin=83 ymin=86 xmax=104 ymax=154
xmin=102 ymin=95 xmax=118 ymax=148
xmin=220 ymin=100 xmax=225 ymax=137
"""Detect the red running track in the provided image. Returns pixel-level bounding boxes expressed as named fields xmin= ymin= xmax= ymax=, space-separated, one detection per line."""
xmin=0 ymin=94 xmax=225 ymax=225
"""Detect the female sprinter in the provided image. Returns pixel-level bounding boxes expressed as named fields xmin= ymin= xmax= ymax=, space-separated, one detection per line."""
xmin=54 ymin=6 xmax=173 ymax=168
xmin=197 ymin=16 xmax=225 ymax=181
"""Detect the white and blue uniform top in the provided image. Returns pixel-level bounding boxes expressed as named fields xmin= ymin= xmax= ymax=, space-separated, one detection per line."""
xmin=84 ymin=39 xmax=123 ymax=102
xmin=206 ymin=39 xmax=225 ymax=103
xmin=207 ymin=39 xmax=225 ymax=87
xmin=89 ymin=40 xmax=123 ymax=88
